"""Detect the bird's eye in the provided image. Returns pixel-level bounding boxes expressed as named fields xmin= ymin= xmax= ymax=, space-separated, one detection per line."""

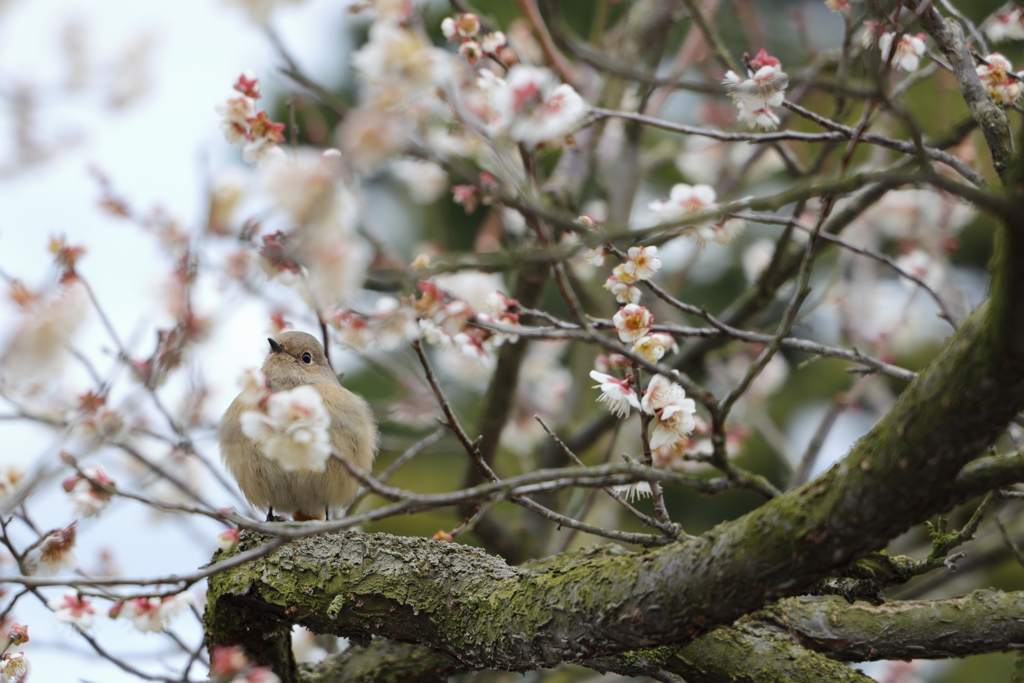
xmin=301 ymin=352 xmax=312 ymax=364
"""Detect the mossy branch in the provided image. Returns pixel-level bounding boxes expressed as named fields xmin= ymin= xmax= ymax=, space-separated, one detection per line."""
xmin=208 ymin=148 xmax=1024 ymax=682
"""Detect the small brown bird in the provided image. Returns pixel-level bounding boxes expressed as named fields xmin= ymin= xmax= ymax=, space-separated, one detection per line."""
xmin=220 ymin=331 xmax=378 ymax=521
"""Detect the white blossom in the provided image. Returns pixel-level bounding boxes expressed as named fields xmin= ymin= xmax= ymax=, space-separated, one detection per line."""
xmin=723 ymin=50 xmax=788 ymax=129
xmin=590 ymin=371 xmax=641 ymax=418
xmin=650 ymin=400 xmax=697 ymax=449
xmin=604 ymin=276 xmax=642 ymax=304
xmin=641 ymin=373 xmax=688 ymax=414
xmin=490 ymin=65 xmax=587 ymax=145
xmin=0 ymin=652 xmax=27 ymax=682
xmin=879 ymin=32 xmax=927 ymax=72
xmin=976 ymin=53 xmax=1021 ymax=103
xmin=649 ymin=183 xmax=717 ymax=219
xmin=621 ymin=246 xmax=661 ymax=281
xmin=118 ymin=594 xmax=193 ymax=633
xmin=984 ymin=6 xmax=1024 ymax=43
xmin=631 ymin=333 xmax=677 ymax=363
xmin=612 ymin=481 xmax=652 ymax=502
xmin=236 ymin=368 xmax=269 ymax=404
xmin=613 ymin=304 xmax=653 ymax=343
xmin=240 ymin=386 xmax=333 ymax=472
xmin=641 ymin=374 xmax=697 ymax=449
xmin=25 ymin=523 xmax=78 ymax=576
xmin=695 ymin=217 xmax=747 ymax=245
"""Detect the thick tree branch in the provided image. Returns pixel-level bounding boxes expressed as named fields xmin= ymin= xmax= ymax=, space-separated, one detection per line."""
xmin=209 ymin=185 xmax=1024 ymax=672
xmin=912 ymin=1 xmax=1013 ymax=179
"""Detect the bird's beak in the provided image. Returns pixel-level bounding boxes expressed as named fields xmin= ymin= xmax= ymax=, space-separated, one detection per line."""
xmin=268 ymin=338 xmax=285 ymax=354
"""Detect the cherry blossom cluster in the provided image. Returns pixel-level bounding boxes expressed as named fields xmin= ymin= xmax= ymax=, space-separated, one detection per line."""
xmin=590 ymin=364 xmax=697 ymax=450
xmin=878 ymin=31 xmax=927 ymax=72
xmin=239 ymin=379 xmax=333 ymax=472
xmin=976 ymin=52 xmax=1022 ymax=104
xmin=48 ymin=588 xmax=191 ymax=634
xmin=723 ymin=49 xmax=788 ymax=130
xmin=411 ymin=279 xmax=522 ymax=368
xmin=984 ymin=4 xmax=1024 ymax=42
xmin=327 ymin=297 xmax=419 ymax=351
xmin=215 ymin=72 xmax=286 ymax=165
xmin=441 ymin=12 xmax=509 ymax=67
xmin=210 ymin=645 xmax=281 ymax=683
xmin=599 ymin=245 xmax=661 ymax=305
xmin=649 ymin=184 xmax=746 ymax=246
xmin=609 ymin=304 xmax=677 ymax=363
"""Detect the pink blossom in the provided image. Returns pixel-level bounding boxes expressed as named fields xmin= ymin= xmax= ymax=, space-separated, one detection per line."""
xmin=233 ymin=71 xmax=261 ymax=99
xmin=6 ymin=624 xmax=28 ymax=646
xmin=218 ymin=528 xmax=241 ymax=552
xmin=48 ymin=590 xmax=96 ymax=629
xmin=0 ymin=466 xmax=24 ymax=505
xmin=369 ymin=297 xmax=419 ymax=350
xmin=215 ymin=94 xmax=256 ymax=147
xmin=390 ymin=159 xmax=448 ymax=204
xmin=210 ymin=645 xmax=249 ymax=677
xmin=612 ymin=482 xmax=652 ymax=502
xmin=117 ymin=594 xmax=193 ymax=633
xmin=235 ymin=368 xmax=269 ymax=404
xmin=737 ymin=106 xmax=781 ymax=130
xmin=329 ymin=310 xmax=373 ymax=350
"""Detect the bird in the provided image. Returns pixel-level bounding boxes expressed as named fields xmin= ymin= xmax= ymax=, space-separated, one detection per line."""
xmin=219 ymin=331 xmax=378 ymax=521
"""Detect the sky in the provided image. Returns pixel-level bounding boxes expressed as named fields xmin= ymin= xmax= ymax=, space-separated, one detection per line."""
xmin=0 ymin=0 xmax=356 ymax=678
